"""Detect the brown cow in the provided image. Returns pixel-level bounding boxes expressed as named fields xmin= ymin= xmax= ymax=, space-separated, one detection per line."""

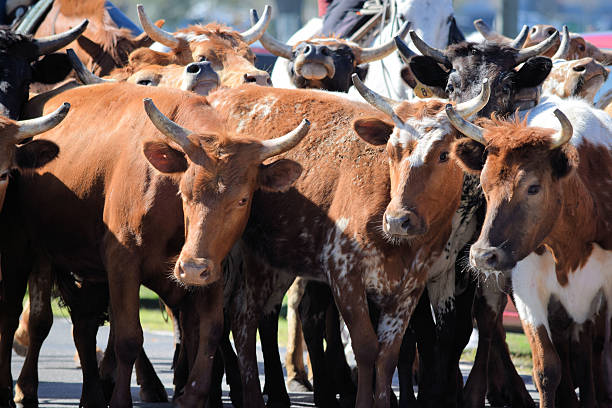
xmin=447 ymin=97 xmax=612 ymax=408
xmin=136 ymin=4 xmax=272 ymax=87
xmin=9 ymin=82 xmax=309 ymax=407
xmin=203 ymin=77 xmax=490 ymax=408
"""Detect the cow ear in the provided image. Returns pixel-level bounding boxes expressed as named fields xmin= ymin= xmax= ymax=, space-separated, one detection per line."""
xmin=15 ymin=140 xmax=59 ymax=169
xmin=409 ymin=56 xmax=449 ymax=89
xmin=353 ymin=117 xmax=394 ymax=146
xmin=400 ymin=66 xmax=417 ymax=88
xmin=452 ymin=138 xmax=487 ymax=173
xmin=515 ymin=56 xmax=552 ymax=88
xmin=355 ymin=64 xmax=369 ymax=81
xmin=31 ymin=54 xmax=73 ymax=84
xmin=258 ymin=159 xmax=302 ymax=192
xmin=143 ymin=141 xmax=188 ymax=173
xmin=550 ymin=145 xmax=577 ymax=180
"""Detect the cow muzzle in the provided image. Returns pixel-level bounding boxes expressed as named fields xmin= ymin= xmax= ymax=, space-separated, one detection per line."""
xmin=174 ymin=257 xmax=219 ymax=286
xmin=383 ymin=209 xmax=427 ymax=238
xmin=575 ymin=58 xmax=609 ymax=84
xmin=469 ymin=245 xmax=515 ymax=272
xmin=294 ymin=45 xmax=335 ymax=80
xmin=182 ymin=61 xmax=220 ymax=95
xmin=243 ymin=70 xmax=272 ymax=86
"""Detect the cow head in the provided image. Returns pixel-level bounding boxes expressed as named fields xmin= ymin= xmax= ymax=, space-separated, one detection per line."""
xmin=0 ymin=21 xmax=86 ymax=118
xmin=350 ymin=74 xmax=490 ymax=241
xmin=142 ymin=98 xmax=309 ymax=286
xmin=0 ymin=103 xmax=68 ymax=209
xmin=398 ymin=30 xmax=556 ymax=117
xmin=253 ymin=8 xmax=409 ymax=92
xmin=137 ymin=4 xmax=272 ymax=88
xmin=447 ymin=105 xmax=577 ymax=272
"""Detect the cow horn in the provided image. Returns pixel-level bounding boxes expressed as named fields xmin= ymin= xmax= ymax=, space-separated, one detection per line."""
xmin=552 ymin=26 xmax=570 ymax=60
xmin=34 ymin=19 xmax=88 ymax=56
xmin=351 ymin=73 xmax=404 ymax=126
xmin=409 ymin=30 xmax=449 ymax=66
xmin=250 ymin=9 xmax=293 ymax=59
xmin=143 ymin=98 xmax=195 ymax=152
xmin=445 ymin=104 xmax=485 ymax=144
xmin=453 ymin=79 xmax=490 ymax=118
xmin=357 ymin=21 xmax=411 ymax=64
xmin=259 ymin=119 xmax=310 ymax=161
xmin=550 ymin=109 xmax=573 ymax=149
xmin=67 ymin=49 xmax=115 ymax=85
xmin=240 ymin=5 xmax=272 ymax=45
xmin=509 ymin=25 xmax=530 ymax=48
xmin=137 ymin=4 xmax=180 ymax=49
xmin=395 ymin=35 xmax=416 ymax=64
xmin=15 ymin=103 xmax=70 ymax=141
xmin=515 ymin=30 xmax=559 ymax=64
xmin=473 ymin=19 xmax=510 ymax=43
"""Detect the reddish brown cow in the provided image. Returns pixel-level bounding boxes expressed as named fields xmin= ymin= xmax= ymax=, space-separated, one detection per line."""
xmin=203 ymin=78 xmax=490 ymax=408
xmin=33 ymin=0 xmax=154 ymax=76
xmin=10 ymin=82 xmax=309 ymax=407
xmin=447 ymin=98 xmax=612 ymax=407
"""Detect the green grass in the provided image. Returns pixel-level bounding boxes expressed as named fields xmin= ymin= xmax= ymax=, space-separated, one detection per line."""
xmin=460 ymin=332 xmax=533 ymax=374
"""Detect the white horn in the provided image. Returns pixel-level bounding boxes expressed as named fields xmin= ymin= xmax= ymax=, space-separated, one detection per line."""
xmin=445 ymin=103 xmax=485 ymax=144
xmin=357 ymin=21 xmax=411 ymax=64
xmin=250 ymin=9 xmax=293 ymax=59
xmin=550 ymin=109 xmax=573 ymax=149
xmin=515 ymin=30 xmax=559 ymax=64
xmin=143 ymin=98 xmax=196 ymax=153
xmin=409 ymin=30 xmax=450 ymax=66
xmin=15 ymin=103 xmax=70 ymax=141
xmin=240 ymin=5 xmax=272 ymax=45
xmin=34 ymin=20 xmax=88 ymax=56
xmin=259 ymin=119 xmax=310 ymax=161
xmin=67 ymin=49 xmax=115 ymax=85
xmin=453 ymin=79 xmax=490 ymax=118
xmin=552 ymin=26 xmax=570 ymax=60
xmin=137 ymin=4 xmax=180 ymax=49
xmin=351 ymin=73 xmax=404 ymax=126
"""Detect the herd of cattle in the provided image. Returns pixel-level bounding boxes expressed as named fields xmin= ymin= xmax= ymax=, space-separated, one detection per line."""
xmin=0 ymin=0 xmax=611 ymax=407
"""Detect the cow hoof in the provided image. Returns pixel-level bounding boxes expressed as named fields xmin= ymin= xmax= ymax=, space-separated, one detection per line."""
xmin=14 ymin=385 xmax=37 ymax=408
xmin=100 ymin=377 xmax=114 ymax=403
xmin=229 ymin=390 xmax=244 ymax=408
xmin=139 ymin=382 xmax=168 ymax=403
xmin=12 ymin=342 xmax=27 ymax=357
xmin=286 ymin=378 xmax=312 ymax=393
xmin=265 ymin=399 xmax=290 ymax=408
xmin=0 ymin=386 xmax=16 ymax=408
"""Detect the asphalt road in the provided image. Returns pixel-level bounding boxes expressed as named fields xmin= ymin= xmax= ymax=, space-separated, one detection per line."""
xmin=11 ymin=317 xmax=539 ymax=407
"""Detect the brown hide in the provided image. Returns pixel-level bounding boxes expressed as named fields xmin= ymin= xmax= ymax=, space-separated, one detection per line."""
xmin=543 ymin=58 xmax=609 ymax=103
xmin=524 ymin=26 xmax=612 ymax=65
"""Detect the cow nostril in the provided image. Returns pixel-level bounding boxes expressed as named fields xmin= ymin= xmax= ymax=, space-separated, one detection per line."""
xmin=531 ymin=27 xmax=537 ymax=34
xmin=320 ymin=47 xmax=330 ymax=56
xmin=304 ymin=45 xmax=312 ymax=54
xmin=483 ymin=251 xmax=498 ymax=266
xmin=244 ymin=74 xmax=257 ymax=83
xmin=401 ymin=218 xmax=412 ymax=231
xmin=547 ymin=28 xmax=555 ymax=36
xmin=573 ymin=65 xmax=586 ymax=72
xmin=186 ymin=63 xmax=201 ymax=74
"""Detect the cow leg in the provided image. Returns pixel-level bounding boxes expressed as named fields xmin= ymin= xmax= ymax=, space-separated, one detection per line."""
xmin=300 ymin=281 xmax=339 ymax=408
xmin=12 ymin=299 xmax=29 ymax=357
xmin=220 ymin=320 xmax=244 ymax=408
xmin=135 ymin=347 xmax=168 ymax=402
xmin=209 ymin=348 xmax=225 ymax=408
xmin=593 ymin=311 xmax=612 ymax=408
xmin=99 ymin=315 xmax=117 ymax=402
xmin=522 ymin=322 xmax=562 ymax=408
xmin=259 ymin=304 xmax=291 ymax=408
xmin=14 ymin=261 xmax=53 ymax=407
xmin=330 ymin=279 xmax=378 ymax=408
xmin=397 ymin=324 xmax=418 ymax=408
xmin=570 ymin=321 xmax=596 ymax=408
xmin=173 ymin=283 xmax=224 ymax=407
xmin=550 ymin=329 xmax=578 ymax=408
xmin=232 ymin=304 xmax=265 ymax=408
xmin=285 ymin=278 xmax=311 ymax=392
xmin=0 ymin=257 xmax=28 ymax=407
xmin=325 ymin=299 xmax=356 ymax=408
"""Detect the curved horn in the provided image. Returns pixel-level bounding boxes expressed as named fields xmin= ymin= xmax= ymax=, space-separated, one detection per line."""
xmin=453 ymin=79 xmax=490 ymax=118
xmin=509 ymin=25 xmax=530 ymax=48
xmin=15 ymin=103 xmax=70 ymax=141
xmin=34 ymin=19 xmax=88 ymax=56
xmin=143 ymin=98 xmax=195 ymax=152
xmin=67 ymin=49 xmax=114 ymax=85
xmin=137 ymin=4 xmax=180 ymax=49
xmin=395 ymin=35 xmax=416 ymax=64
xmin=409 ymin=30 xmax=449 ymax=66
xmin=357 ymin=21 xmax=411 ymax=64
xmin=515 ymin=30 xmax=559 ymax=64
xmin=473 ymin=18 xmax=510 ymax=43
xmin=550 ymin=109 xmax=573 ymax=149
xmin=552 ymin=26 xmax=570 ymax=60
xmin=250 ymin=9 xmax=293 ymax=59
xmin=240 ymin=5 xmax=272 ymax=45
xmin=351 ymin=73 xmax=404 ymax=126
xmin=445 ymin=103 xmax=485 ymax=144
xmin=259 ymin=119 xmax=310 ymax=161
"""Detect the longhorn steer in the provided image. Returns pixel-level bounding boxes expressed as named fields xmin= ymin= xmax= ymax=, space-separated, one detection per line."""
xmin=447 ymin=95 xmax=612 ymax=408
xmin=10 ymin=82 xmax=309 ymax=407
xmin=205 ymin=77 xmax=490 ymax=408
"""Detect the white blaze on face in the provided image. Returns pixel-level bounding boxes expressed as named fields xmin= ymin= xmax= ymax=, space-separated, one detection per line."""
xmin=389 ymin=113 xmax=451 ymax=168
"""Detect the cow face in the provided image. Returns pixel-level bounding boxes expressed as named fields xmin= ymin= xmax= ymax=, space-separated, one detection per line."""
xmin=350 ymin=75 xmax=489 ymax=241
xmin=401 ymin=32 xmax=556 ymax=117
xmin=0 ymin=104 xmax=68 ymax=209
xmin=0 ymin=24 xmax=86 ymax=118
xmin=138 ymin=5 xmax=272 ymax=88
xmin=142 ymin=99 xmax=309 ymax=286
xmin=448 ymin=107 xmax=576 ymax=272
xmin=543 ymin=58 xmax=609 ymax=103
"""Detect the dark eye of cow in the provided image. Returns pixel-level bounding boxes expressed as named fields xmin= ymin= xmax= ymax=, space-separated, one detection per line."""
xmin=439 ymin=152 xmax=449 ymax=162
xmin=578 ymin=44 xmax=585 ymax=52
xmin=446 ymin=83 xmax=454 ymax=93
xmin=199 ymin=56 xmax=208 ymax=62
xmin=0 ymin=172 xmax=8 ymax=181
xmin=238 ymin=197 xmax=248 ymax=206
xmin=138 ymin=79 xmax=153 ymax=86
xmin=527 ymin=184 xmax=541 ymax=195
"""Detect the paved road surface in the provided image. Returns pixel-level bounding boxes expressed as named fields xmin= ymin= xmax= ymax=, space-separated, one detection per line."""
xmin=11 ymin=317 xmax=539 ymax=407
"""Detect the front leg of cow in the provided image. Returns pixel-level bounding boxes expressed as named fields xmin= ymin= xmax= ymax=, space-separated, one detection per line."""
xmin=330 ymin=279 xmax=378 ymax=408
xmin=259 ymin=304 xmax=290 ymax=408
xmin=14 ymin=261 xmax=53 ymax=407
xmin=232 ymin=307 xmax=265 ymax=408
xmin=174 ymin=282 xmax=224 ymax=407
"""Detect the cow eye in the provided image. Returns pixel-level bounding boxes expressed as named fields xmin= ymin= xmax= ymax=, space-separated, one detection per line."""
xmin=439 ymin=152 xmax=449 ymax=162
xmin=446 ymin=83 xmax=454 ymax=93
xmin=137 ymin=79 xmax=153 ymax=86
xmin=578 ymin=44 xmax=585 ymax=52
xmin=0 ymin=172 xmax=8 ymax=181
xmin=527 ymin=184 xmax=541 ymax=195
xmin=199 ymin=56 xmax=208 ymax=62
xmin=238 ymin=197 xmax=248 ymax=206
